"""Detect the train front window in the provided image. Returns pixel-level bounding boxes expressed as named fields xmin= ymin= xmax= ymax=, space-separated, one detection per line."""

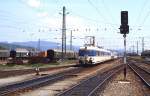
xmin=79 ymin=50 xmax=86 ymax=56
xmin=79 ymin=50 xmax=96 ymax=56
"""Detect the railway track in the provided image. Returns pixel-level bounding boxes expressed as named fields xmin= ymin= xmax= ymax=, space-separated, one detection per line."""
xmin=0 ymin=64 xmax=75 ymax=78
xmin=57 ymin=64 xmax=124 ymax=96
xmin=0 ymin=67 xmax=82 ymax=96
xmin=128 ymin=63 xmax=150 ymax=87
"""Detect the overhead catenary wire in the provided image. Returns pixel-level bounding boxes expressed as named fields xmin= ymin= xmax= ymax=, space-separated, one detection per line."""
xmin=87 ymin=0 xmax=108 ymax=23
xmin=140 ymin=11 xmax=150 ymax=26
xmin=101 ymin=0 xmax=116 ymax=24
xmin=135 ymin=0 xmax=149 ymax=26
xmin=68 ymin=9 xmax=119 ymax=26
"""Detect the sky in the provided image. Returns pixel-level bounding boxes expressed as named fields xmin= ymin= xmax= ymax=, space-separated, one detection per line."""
xmin=0 ymin=0 xmax=150 ymax=51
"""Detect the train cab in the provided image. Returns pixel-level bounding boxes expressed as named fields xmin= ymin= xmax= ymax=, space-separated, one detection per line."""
xmin=78 ymin=46 xmax=112 ymax=65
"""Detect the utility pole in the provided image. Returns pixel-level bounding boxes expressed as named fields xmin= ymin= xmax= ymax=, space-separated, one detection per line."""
xmin=137 ymin=41 xmax=138 ymax=55
xmin=129 ymin=47 xmax=131 ymax=53
xmin=142 ymin=37 xmax=144 ymax=52
xmin=38 ymin=38 xmax=40 ymax=51
xmin=61 ymin=6 xmax=68 ymax=60
xmin=70 ymin=30 xmax=72 ymax=50
xmin=93 ymin=36 xmax=95 ymax=46
xmin=57 ymin=43 xmax=60 ymax=49
xmin=133 ymin=45 xmax=135 ymax=53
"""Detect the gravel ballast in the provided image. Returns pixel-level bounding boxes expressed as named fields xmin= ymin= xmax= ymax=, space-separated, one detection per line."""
xmin=99 ymin=67 xmax=149 ymax=96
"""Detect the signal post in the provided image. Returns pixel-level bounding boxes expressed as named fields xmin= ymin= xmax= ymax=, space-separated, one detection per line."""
xmin=120 ymin=11 xmax=129 ymax=80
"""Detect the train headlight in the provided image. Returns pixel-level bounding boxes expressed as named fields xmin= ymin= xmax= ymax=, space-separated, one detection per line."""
xmin=88 ymin=57 xmax=93 ymax=64
xmin=79 ymin=57 xmax=85 ymax=64
xmin=79 ymin=59 xmax=83 ymax=64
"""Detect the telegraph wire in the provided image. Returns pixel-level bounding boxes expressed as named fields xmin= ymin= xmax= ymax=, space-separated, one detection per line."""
xmin=87 ymin=0 xmax=120 ymax=33
xmin=101 ymin=0 xmax=116 ymax=24
xmin=87 ymin=0 xmax=108 ymax=23
xmin=135 ymin=0 xmax=149 ymax=25
xmin=140 ymin=11 xmax=150 ymax=26
xmin=68 ymin=9 xmax=119 ymax=26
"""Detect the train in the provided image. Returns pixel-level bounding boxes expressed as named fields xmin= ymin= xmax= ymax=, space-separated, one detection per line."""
xmin=38 ymin=49 xmax=78 ymax=61
xmin=0 ymin=49 xmax=31 ymax=61
xmin=0 ymin=50 xmax=10 ymax=61
xmin=78 ymin=46 xmax=118 ymax=65
xmin=141 ymin=50 xmax=150 ymax=61
xmin=28 ymin=49 xmax=78 ymax=63
xmin=141 ymin=50 xmax=150 ymax=57
xmin=47 ymin=49 xmax=78 ymax=60
xmin=0 ymin=46 xmax=117 ymax=65
xmin=0 ymin=48 xmax=78 ymax=64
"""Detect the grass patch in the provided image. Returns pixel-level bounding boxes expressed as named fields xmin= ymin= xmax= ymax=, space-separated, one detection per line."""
xmin=0 ymin=60 xmax=77 ymax=71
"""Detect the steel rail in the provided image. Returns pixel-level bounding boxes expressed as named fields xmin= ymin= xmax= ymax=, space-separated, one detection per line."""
xmin=57 ymin=65 xmax=124 ymax=96
xmin=128 ymin=63 xmax=150 ymax=87
xmin=0 ymin=67 xmax=82 ymax=96
xmin=0 ymin=64 xmax=76 ymax=78
xmin=138 ymin=65 xmax=150 ymax=74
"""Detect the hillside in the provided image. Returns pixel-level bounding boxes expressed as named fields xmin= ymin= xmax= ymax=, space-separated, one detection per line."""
xmin=12 ymin=41 xmax=80 ymax=51
xmin=0 ymin=42 xmax=34 ymax=50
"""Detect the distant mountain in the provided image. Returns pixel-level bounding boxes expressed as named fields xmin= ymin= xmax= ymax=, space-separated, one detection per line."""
xmin=0 ymin=46 xmax=6 ymax=50
xmin=0 ymin=42 xmax=34 ymax=50
xmin=12 ymin=41 xmax=56 ymax=51
xmin=0 ymin=41 xmax=124 ymax=53
xmin=12 ymin=41 xmax=80 ymax=51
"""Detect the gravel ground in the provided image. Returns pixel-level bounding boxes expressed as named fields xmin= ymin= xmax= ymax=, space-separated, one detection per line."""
xmin=99 ymin=67 xmax=149 ymax=96
xmin=0 ymin=67 xmax=73 ymax=87
xmin=13 ymin=77 xmax=78 ymax=96
xmin=138 ymin=63 xmax=150 ymax=70
xmin=0 ymin=74 xmax=37 ymax=87
xmin=9 ymin=59 xmax=122 ymax=96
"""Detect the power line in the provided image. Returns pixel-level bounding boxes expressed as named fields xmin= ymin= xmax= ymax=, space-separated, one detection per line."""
xmin=0 ymin=9 xmax=41 ymax=24
xmin=135 ymin=0 xmax=149 ymax=25
xmin=87 ymin=0 xmax=120 ymax=33
xmin=68 ymin=10 xmax=119 ymax=26
xmin=87 ymin=0 xmax=108 ymax=22
xmin=101 ymin=0 xmax=116 ymax=24
xmin=0 ymin=25 xmax=21 ymax=30
xmin=140 ymin=11 xmax=150 ymax=25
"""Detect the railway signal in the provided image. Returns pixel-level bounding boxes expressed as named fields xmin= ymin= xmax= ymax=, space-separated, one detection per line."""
xmin=121 ymin=11 xmax=128 ymax=25
xmin=120 ymin=11 xmax=129 ymax=34
xmin=120 ymin=11 xmax=129 ymax=80
xmin=120 ymin=25 xmax=129 ymax=34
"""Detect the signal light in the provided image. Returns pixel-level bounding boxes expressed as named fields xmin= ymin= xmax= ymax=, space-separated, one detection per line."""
xmin=120 ymin=11 xmax=129 ymax=34
xmin=121 ymin=11 xmax=128 ymax=25
xmin=120 ymin=25 xmax=129 ymax=34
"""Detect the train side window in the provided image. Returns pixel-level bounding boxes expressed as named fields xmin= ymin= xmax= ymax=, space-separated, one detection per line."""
xmin=97 ymin=51 xmax=100 ymax=56
xmin=106 ymin=52 xmax=108 ymax=56
xmin=100 ymin=51 xmax=102 ymax=56
xmin=96 ymin=51 xmax=98 ymax=56
xmin=102 ymin=52 xmax=104 ymax=56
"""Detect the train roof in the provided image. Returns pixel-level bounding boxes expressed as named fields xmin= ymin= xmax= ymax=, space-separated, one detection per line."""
xmin=141 ymin=50 xmax=150 ymax=54
xmin=15 ymin=48 xmax=29 ymax=53
xmin=48 ymin=49 xmax=76 ymax=53
xmin=0 ymin=50 xmax=9 ymax=52
xmin=79 ymin=46 xmax=111 ymax=53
